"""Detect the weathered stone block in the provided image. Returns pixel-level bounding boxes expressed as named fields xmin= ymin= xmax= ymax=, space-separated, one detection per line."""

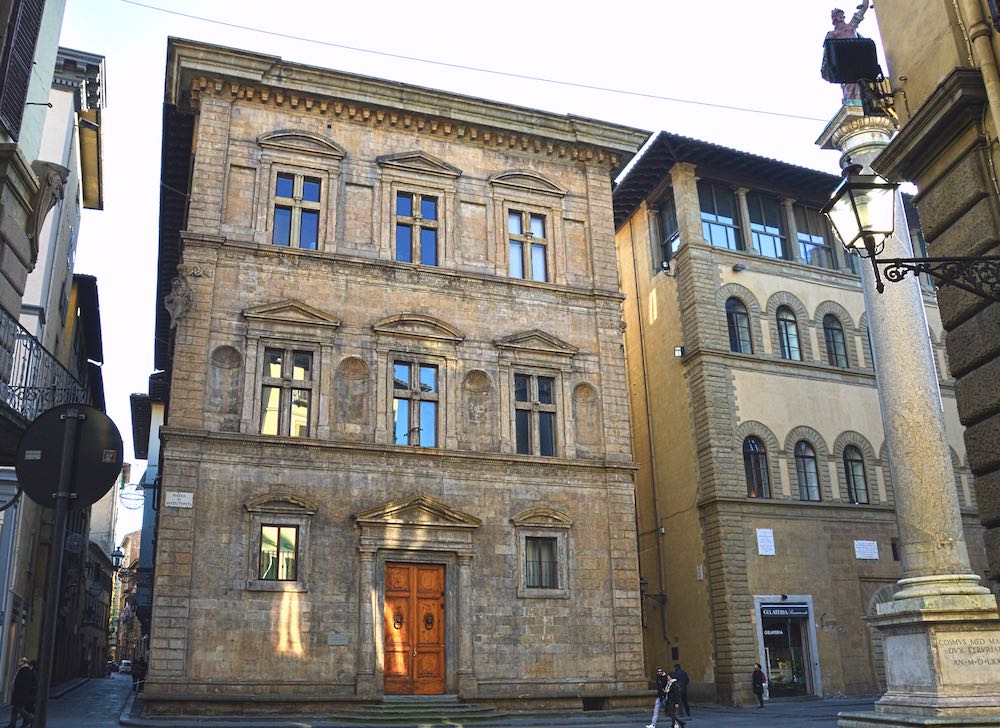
xmin=919 ymin=150 xmax=990 ymax=242
xmin=955 ymin=355 xmax=1000 ymax=426
xmin=966 ymin=412 xmax=1000 ymax=475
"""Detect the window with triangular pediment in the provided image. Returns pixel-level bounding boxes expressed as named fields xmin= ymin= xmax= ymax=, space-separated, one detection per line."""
xmin=249 ymin=131 xmax=347 ymax=251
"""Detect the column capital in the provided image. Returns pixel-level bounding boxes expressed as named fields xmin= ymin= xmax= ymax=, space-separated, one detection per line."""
xmin=816 ymin=107 xmax=897 ymax=168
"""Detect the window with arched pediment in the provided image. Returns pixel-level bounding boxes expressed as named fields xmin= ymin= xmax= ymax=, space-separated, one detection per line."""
xmin=777 ymin=306 xmax=802 ymax=361
xmin=250 ymin=130 xmax=347 ymax=251
xmin=844 ymin=446 xmax=870 ymax=504
xmin=489 ymin=170 xmax=567 ymax=286
xmin=824 ymin=314 xmax=849 ymax=368
xmin=743 ymin=436 xmax=771 ymax=499
xmin=372 ymin=313 xmax=466 ymax=450
xmin=511 ymin=507 xmax=573 ymax=599
xmin=794 ymin=441 xmax=821 ymax=501
xmin=727 ymin=298 xmax=753 ymax=354
xmin=244 ymin=493 xmax=319 ymax=593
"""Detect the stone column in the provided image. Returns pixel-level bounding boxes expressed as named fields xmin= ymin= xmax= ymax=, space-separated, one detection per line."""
xmin=456 ymin=553 xmax=478 ymax=697
xmin=734 ymin=187 xmax=755 ymax=254
xmin=817 ymin=107 xmax=1000 ymax=726
xmin=781 ymin=199 xmax=802 ymax=263
xmin=355 ymin=548 xmax=377 ymax=698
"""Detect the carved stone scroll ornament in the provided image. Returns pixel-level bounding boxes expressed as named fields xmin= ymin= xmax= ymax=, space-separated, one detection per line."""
xmin=26 ymin=161 xmax=70 ymax=268
xmin=164 ymin=264 xmax=208 ymax=328
xmin=164 ymin=271 xmax=194 ymax=329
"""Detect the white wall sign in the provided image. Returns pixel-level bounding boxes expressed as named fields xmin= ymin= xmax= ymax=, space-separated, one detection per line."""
xmin=164 ymin=491 xmax=194 ymax=508
xmin=757 ymin=528 xmax=775 ymax=556
xmin=854 ymin=540 xmax=879 ymax=559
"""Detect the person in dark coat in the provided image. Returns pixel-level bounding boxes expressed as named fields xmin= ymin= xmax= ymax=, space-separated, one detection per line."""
xmin=645 ymin=667 xmax=670 ymax=728
xmin=131 ymin=659 xmax=147 ymax=693
xmin=672 ymin=663 xmax=690 ymax=717
xmin=751 ymin=662 xmax=767 ymax=708
xmin=7 ymin=657 xmax=35 ymax=728
xmin=665 ymin=674 xmax=687 ymax=727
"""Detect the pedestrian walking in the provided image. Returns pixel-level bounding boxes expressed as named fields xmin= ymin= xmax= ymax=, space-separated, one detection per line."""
xmin=665 ymin=673 xmax=687 ymax=727
xmin=7 ymin=657 xmax=35 ymax=728
xmin=751 ymin=662 xmax=767 ymax=708
xmin=645 ymin=666 xmax=670 ymax=728
xmin=672 ymin=662 xmax=690 ymax=717
xmin=131 ymin=658 xmax=147 ymax=692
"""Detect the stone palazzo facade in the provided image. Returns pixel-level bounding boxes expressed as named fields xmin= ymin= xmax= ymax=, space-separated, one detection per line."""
xmin=143 ymin=38 xmax=649 ymax=713
xmin=613 ymin=132 xmax=988 ymax=705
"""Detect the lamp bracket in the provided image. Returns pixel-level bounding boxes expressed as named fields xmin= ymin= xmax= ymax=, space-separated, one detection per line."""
xmin=874 ymin=256 xmax=1000 ymax=303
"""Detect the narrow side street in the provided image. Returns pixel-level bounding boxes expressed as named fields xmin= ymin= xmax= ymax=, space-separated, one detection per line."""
xmin=46 ymin=673 xmax=133 ymax=728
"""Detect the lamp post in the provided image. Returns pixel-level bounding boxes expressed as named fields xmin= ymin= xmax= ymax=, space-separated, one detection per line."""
xmin=823 ymin=169 xmax=1000 ymax=303
xmin=111 ymin=548 xmax=124 ymax=569
xmin=819 ymin=107 xmax=1000 ymax=727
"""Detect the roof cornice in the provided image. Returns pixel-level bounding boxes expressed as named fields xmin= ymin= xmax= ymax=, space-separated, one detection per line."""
xmin=165 ymin=38 xmax=650 ymax=174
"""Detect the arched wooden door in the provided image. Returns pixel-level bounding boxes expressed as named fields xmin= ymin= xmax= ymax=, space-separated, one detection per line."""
xmin=383 ymin=562 xmax=445 ymax=694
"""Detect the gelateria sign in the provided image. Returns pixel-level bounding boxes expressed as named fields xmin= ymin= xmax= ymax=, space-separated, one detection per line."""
xmin=761 ymin=604 xmax=809 ymax=619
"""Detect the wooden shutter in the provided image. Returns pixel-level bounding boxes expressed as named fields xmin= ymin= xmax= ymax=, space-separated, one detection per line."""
xmin=0 ymin=0 xmax=46 ymax=141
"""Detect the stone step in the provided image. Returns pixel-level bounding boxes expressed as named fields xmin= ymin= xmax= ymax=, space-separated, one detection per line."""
xmin=330 ymin=696 xmax=503 ymax=724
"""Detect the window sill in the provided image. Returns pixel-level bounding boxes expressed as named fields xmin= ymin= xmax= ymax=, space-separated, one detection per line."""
xmin=246 ymin=581 xmax=309 ymax=593
xmin=517 ymin=587 xmax=570 ymax=599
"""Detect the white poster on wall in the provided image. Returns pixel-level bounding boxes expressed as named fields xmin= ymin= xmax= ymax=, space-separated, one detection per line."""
xmin=757 ymin=528 xmax=775 ymax=556
xmin=854 ymin=540 xmax=879 ymax=559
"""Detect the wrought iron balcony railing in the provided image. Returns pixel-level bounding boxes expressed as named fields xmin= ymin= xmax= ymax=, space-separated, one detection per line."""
xmin=0 ymin=305 xmax=90 ymax=422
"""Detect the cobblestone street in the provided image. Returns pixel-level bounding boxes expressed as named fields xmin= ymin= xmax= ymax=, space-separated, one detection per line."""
xmin=25 ymin=674 xmax=878 ymax=728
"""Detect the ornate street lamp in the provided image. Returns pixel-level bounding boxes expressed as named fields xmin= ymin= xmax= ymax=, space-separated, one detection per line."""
xmin=111 ymin=548 xmax=124 ymax=569
xmin=823 ymin=169 xmax=1000 ymax=302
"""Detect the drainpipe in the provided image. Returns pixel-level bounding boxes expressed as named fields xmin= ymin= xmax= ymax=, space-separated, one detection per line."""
xmin=627 ymin=211 xmax=669 ymax=641
xmin=955 ymin=0 xmax=1000 ymax=135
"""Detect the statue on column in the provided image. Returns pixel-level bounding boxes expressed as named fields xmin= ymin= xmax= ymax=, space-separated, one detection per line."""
xmin=822 ymin=3 xmax=872 ymax=102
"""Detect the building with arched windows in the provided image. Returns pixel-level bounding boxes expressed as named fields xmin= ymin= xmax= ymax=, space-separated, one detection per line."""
xmin=613 ymin=131 xmax=988 ymax=705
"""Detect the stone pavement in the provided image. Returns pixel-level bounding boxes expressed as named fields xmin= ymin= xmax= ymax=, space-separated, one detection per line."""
xmin=44 ymin=672 xmax=134 ymax=727
xmin=28 ymin=676 xmax=878 ymax=728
